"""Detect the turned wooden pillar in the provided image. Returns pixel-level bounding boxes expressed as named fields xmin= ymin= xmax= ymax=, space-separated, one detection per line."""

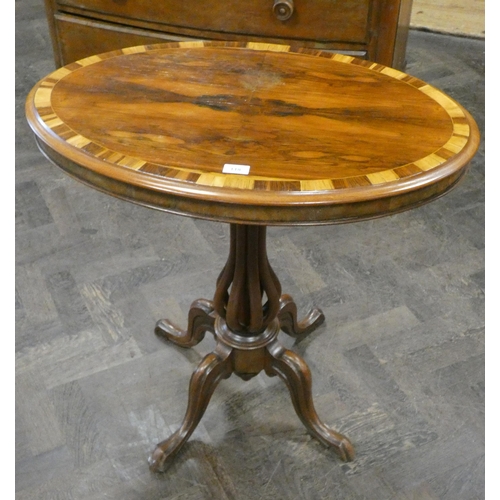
xmin=214 ymin=225 xmax=281 ymax=335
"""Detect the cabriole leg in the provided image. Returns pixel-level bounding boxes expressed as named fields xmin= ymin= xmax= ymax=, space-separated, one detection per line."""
xmin=155 ymin=298 xmax=215 ymax=348
xmin=149 ymin=342 xmax=233 ymax=472
xmin=265 ymin=338 xmax=355 ymax=461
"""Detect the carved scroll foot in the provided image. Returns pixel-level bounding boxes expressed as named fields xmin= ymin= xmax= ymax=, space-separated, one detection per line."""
xmin=278 ymin=294 xmax=325 ymax=340
xmin=155 ymin=298 xmax=215 ymax=348
xmin=148 ymin=343 xmax=233 ymax=473
xmin=265 ymin=340 xmax=355 ymax=462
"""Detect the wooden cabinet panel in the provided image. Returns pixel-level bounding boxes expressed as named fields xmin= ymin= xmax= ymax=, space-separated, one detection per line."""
xmin=43 ymin=0 xmax=413 ymax=69
xmin=56 ymin=0 xmax=371 ymax=42
xmin=53 ymin=14 xmax=182 ymax=65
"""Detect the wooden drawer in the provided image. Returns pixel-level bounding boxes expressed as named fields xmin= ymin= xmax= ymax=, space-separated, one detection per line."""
xmin=44 ymin=0 xmax=413 ymax=69
xmin=57 ymin=0 xmax=371 ymax=43
xmin=53 ymin=14 xmax=188 ymax=64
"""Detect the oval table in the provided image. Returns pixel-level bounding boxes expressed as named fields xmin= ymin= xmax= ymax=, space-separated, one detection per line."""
xmin=26 ymin=41 xmax=480 ymax=473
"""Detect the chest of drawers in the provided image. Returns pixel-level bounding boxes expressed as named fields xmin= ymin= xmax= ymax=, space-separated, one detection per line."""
xmin=43 ymin=0 xmax=413 ymax=68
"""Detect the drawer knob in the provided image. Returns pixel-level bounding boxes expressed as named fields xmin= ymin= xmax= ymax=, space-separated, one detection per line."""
xmin=273 ymin=0 xmax=294 ymax=21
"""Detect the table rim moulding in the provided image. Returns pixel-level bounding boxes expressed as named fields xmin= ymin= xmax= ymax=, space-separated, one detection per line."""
xmin=25 ymin=41 xmax=480 ymax=226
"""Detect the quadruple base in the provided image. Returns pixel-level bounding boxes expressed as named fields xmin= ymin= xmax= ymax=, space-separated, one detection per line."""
xmin=148 ymin=295 xmax=354 ymax=473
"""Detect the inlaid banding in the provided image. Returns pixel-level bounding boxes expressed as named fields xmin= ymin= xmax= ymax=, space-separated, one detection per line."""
xmin=31 ymin=41 xmax=474 ymax=195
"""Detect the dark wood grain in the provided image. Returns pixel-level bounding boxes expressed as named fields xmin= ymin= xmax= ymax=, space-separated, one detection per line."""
xmin=26 ymin=41 xmax=479 ymax=225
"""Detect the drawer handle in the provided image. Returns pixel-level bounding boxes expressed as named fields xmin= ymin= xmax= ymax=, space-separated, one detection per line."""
xmin=273 ymin=0 xmax=294 ymax=21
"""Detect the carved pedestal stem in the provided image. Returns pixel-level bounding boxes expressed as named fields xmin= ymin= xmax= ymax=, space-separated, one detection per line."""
xmin=149 ymin=224 xmax=354 ymax=472
xmin=213 ymin=225 xmax=281 ymax=335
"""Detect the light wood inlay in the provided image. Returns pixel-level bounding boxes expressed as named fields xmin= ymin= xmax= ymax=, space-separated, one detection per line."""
xmin=26 ymin=41 xmax=480 ymax=224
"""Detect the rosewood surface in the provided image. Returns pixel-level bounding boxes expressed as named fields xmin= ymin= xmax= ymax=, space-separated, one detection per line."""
xmin=26 ymin=41 xmax=479 ymax=226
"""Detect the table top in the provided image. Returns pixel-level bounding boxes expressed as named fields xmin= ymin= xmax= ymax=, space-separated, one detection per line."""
xmin=26 ymin=41 xmax=480 ymax=225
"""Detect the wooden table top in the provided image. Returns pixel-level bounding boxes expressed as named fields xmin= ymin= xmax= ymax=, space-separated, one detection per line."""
xmin=26 ymin=41 xmax=480 ymax=225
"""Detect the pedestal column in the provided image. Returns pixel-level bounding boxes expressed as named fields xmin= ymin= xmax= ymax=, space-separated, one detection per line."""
xmin=149 ymin=224 xmax=354 ymax=472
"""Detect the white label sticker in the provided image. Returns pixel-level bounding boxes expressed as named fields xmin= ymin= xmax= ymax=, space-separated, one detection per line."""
xmin=222 ymin=163 xmax=251 ymax=175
